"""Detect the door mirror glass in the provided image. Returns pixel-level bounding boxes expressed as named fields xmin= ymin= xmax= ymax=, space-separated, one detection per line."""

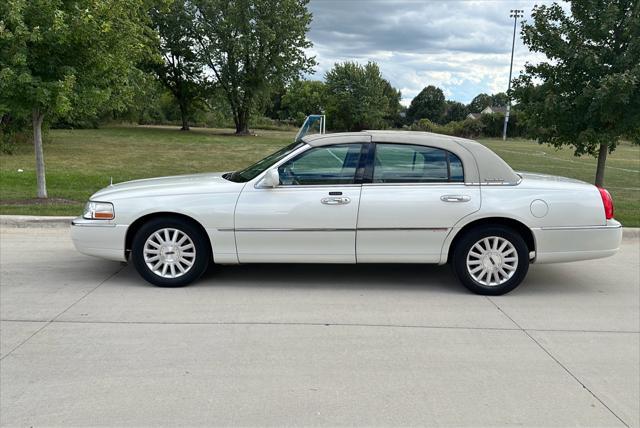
xmin=258 ymin=168 xmax=280 ymax=188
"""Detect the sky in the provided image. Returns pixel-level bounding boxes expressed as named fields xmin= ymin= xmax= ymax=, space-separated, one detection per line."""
xmin=305 ymin=0 xmax=558 ymax=106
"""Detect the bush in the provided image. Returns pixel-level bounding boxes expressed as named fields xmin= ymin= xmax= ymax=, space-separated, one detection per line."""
xmin=409 ymin=113 xmax=528 ymax=139
xmin=249 ymin=116 xmax=297 ymax=131
xmin=440 ymin=120 xmax=462 ymax=136
xmin=479 ymin=113 xmax=505 ymax=137
xmin=0 ymin=114 xmax=30 ymax=155
xmin=0 ymin=133 xmax=19 ymax=154
xmin=410 ymin=118 xmax=438 ymax=132
xmin=410 ymin=117 xmax=484 ymax=138
xmin=458 ymin=118 xmax=485 ymax=138
xmin=478 ymin=111 xmax=526 ymax=138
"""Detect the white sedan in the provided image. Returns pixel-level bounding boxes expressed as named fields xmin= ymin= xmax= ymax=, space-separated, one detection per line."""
xmin=71 ymin=131 xmax=622 ymax=295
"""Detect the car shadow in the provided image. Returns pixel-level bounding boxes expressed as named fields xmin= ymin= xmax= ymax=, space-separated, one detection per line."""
xmin=197 ymin=262 xmax=468 ymax=294
xmin=111 ymin=260 xmax=605 ymax=297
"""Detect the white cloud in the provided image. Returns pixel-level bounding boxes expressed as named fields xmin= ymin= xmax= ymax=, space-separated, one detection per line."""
xmin=306 ymin=0 xmax=560 ymax=104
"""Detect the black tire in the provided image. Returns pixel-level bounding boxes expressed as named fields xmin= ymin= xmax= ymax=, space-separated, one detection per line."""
xmin=451 ymin=225 xmax=529 ymax=295
xmin=131 ymin=217 xmax=210 ymax=287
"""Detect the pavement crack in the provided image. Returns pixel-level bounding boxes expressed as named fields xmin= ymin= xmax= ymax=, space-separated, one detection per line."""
xmin=486 ymin=296 xmax=630 ymax=428
xmin=1 ymin=319 xmax=524 ymax=331
xmin=0 ymin=320 xmax=50 ymax=361
xmin=1 ymin=319 xmax=636 ymax=334
xmin=0 ymin=265 xmax=125 ymax=361
xmin=50 ymin=266 xmax=126 ymax=321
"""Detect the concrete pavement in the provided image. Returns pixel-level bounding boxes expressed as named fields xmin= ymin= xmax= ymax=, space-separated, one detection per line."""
xmin=1 ymin=226 xmax=638 ymax=427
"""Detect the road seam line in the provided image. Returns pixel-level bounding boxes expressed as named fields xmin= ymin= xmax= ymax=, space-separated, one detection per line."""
xmin=0 ymin=266 xmax=125 ymax=361
xmin=0 ymin=319 xmax=522 ymax=331
xmin=2 ymin=319 xmax=638 ymax=335
xmin=485 ymin=296 xmax=630 ymax=428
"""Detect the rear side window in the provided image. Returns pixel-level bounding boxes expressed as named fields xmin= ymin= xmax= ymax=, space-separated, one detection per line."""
xmin=449 ymin=153 xmax=464 ymax=181
xmin=373 ymin=144 xmax=464 ymax=183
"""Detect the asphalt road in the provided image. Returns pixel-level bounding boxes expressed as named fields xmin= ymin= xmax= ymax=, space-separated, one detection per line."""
xmin=1 ymin=225 xmax=639 ymax=427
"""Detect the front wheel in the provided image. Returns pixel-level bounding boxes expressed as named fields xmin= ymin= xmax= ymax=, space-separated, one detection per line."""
xmin=452 ymin=226 xmax=529 ymax=295
xmin=131 ymin=217 xmax=210 ymax=287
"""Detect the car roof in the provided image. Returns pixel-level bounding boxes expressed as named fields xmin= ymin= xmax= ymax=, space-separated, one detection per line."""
xmin=302 ymin=131 xmax=520 ymax=185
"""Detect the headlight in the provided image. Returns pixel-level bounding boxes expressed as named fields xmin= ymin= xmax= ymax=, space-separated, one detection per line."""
xmin=83 ymin=201 xmax=115 ymax=220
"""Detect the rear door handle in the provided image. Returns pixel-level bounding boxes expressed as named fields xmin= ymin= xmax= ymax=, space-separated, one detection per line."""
xmin=440 ymin=195 xmax=471 ymax=202
xmin=321 ymin=197 xmax=351 ymax=205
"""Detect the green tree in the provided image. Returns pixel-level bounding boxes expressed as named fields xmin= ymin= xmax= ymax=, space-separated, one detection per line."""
xmin=280 ymin=80 xmax=326 ymax=124
xmin=512 ymin=0 xmax=640 ymax=187
xmin=381 ymin=79 xmax=404 ymax=128
xmin=491 ymin=92 xmax=509 ymax=108
xmin=324 ymin=61 xmax=390 ymax=131
xmin=264 ymin=87 xmax=286 ymax=120
xmin=0 ymin=0 xmax=149 ymax=198
xmin=443 ymin=101 xmax=468 ymax=123
xmin=406 ymin=85 xmax=446 ymax=123
xmin=148 ymin=0 xmax=210 ymax=131
xmin=467 ymin=93 xmax=493 ymax=113
xmin=192 ymin=0 xmax=315 ymax=135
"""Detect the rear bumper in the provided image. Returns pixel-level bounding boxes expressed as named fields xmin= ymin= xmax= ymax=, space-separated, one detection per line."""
xmin=70 ymin=218 xmax=128 ymax=262
xmin=533 ymin=220 xmax=623 ymax=263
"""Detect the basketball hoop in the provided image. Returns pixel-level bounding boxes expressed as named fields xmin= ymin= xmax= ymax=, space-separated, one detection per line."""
xmin=294 ymin=114 xmax=326 ymax=142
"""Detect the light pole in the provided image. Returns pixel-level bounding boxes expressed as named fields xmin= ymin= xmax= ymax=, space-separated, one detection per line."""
xmin=502 ymin=9 xmax=524 ymax=141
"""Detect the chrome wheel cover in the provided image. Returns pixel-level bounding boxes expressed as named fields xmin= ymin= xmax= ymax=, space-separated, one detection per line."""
xmin=466 ymin=236 xmax=518 ymax=287
xmin=143 ymin=228 xmax=196 ymax=279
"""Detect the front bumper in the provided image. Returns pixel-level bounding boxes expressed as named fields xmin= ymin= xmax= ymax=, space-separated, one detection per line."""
xmin=533 ymin=219 xmax=623 ymax=263
xmin=70 ymin=218 xmax=128 ymax=262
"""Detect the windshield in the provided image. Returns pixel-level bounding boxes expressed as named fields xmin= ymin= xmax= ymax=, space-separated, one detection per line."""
xmin=225 ymin=142 xmax=303 ymax=183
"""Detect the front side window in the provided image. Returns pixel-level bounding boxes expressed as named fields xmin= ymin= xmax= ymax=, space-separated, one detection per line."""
xmin=278 ymin=144 xmax=364 ymax=185
xmin=226 ymin=142 xmax=303 ymax=183
xmin=373 ymin=144 xmax=464 ymax=183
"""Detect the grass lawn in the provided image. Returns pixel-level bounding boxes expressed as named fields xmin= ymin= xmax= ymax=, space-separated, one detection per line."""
xmin=1 ymin=125 xmax=638 ymax=226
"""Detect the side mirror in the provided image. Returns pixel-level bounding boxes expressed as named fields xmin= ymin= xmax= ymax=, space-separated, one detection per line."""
xmin=259 ymin=168 xmax=280 ymax=188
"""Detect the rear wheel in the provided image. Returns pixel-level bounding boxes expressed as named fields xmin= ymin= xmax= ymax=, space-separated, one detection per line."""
xmin=452 ymin=225 xmax=529 ymax=295
xmin=131 ymin=217 xmax=210 ymax=287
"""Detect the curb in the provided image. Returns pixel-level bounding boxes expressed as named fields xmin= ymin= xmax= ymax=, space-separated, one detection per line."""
xmin=623 ymin=227 xmax=640 ymax=238
xmin=0 ymin=215 xmax=74 ymax=228
xmin=1 ymin=215 xmax=639 ymax=238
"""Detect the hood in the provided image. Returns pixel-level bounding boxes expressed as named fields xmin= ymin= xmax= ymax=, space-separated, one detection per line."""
xmin=91 ymin=172 xmax=244 ymax=200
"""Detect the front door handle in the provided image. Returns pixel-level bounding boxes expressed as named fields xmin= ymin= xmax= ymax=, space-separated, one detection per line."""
xmin=440 ymin=195 xmax=471 ymax=202
xmin=321 ymin=197 xmax=351 ymax=205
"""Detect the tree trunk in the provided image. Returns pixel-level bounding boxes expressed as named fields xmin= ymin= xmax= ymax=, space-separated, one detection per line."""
xmin=179 ymin=102 xmax=190 ymax=131
xmin=235 ymin=108 xmax=250 ymax=135
xmin=32 ymin=109 xmax=47 ymax=199
xmin=595 ymin=142 xmax=608 ymax=187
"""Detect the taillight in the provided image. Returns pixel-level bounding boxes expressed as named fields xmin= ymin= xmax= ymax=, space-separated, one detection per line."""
xmin=597 ymin=187 xmax=614 ymax=220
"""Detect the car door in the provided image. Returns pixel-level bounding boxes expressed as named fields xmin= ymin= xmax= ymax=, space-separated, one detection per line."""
xmin=356 ymin=142 xmax=481 ymax=263
xmin=234 ymin=140 xmax=369 ymax=263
